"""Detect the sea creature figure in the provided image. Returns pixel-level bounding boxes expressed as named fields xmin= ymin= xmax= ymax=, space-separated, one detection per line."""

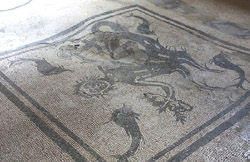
xmin=71 ymin=19 xmax=219 ymax=123
xmin=9 ymin=58 xmax=72 ymax=76
xmin=105 ymin=104 xmax=144 ymax=162
xmin=210 ymin=52 xmax=249 ymax=90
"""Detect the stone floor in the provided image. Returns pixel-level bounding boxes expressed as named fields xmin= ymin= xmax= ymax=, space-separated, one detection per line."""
xmin=0 ymin=0 xmax=249 ymax=162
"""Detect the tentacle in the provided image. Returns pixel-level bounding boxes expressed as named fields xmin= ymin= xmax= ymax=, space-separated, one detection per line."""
xmin=136 ymin=80 xmax=175 ymax=99
xmin=192 ymin=80 xmax=224 ymax=91
xmin=174 ymin=65 xmax=190 ymax=79
xmin=205 ymin=63 xmax=224 ymax=73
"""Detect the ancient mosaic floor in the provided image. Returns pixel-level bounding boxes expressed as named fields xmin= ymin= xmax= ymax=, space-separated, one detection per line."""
xmin=0 ymin=0 xmax=250 ymax=162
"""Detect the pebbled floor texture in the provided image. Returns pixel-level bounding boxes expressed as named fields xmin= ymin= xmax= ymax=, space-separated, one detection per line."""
xmin=0 ymin=0 xmax=249 ymax=162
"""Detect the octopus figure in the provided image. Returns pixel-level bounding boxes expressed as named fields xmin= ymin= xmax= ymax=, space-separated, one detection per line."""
xmin=70 ymin=15 xmax=246 ymax=124
xmin=69 ymin=17 xmax=203 ymax=124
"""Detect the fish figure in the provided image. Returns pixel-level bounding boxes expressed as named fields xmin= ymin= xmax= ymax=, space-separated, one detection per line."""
xmin=105 ymin=104 xmax=144 ymax=162
xmin=9 ymin=58 xmax=72 ymax=76
xmin=210 ymin=52 xmax=249 ymax=90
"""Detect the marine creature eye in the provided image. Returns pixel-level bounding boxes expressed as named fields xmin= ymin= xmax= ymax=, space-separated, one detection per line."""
xmin=74 ymin=77 xmax=114 ymax=98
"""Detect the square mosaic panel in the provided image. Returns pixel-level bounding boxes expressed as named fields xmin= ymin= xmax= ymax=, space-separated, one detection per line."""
xmin=0 ymin=5 xmax=249 ymax=162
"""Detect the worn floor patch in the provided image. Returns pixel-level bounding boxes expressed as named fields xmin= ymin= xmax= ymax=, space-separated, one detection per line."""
xmin=0 ymin=5 xmax=250 ymax=162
